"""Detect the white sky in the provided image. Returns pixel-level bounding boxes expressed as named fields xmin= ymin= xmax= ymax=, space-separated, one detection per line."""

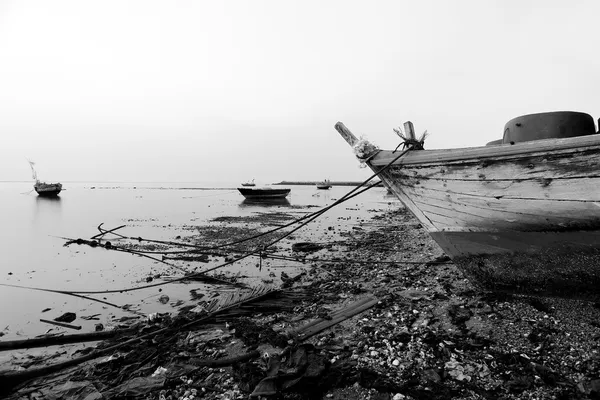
xmin=1 ymin=0 xmax=599 ymax=183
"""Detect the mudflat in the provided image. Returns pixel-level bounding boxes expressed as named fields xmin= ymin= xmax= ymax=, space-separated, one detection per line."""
xmin=3 ymin=206 xmax=600 ymax=400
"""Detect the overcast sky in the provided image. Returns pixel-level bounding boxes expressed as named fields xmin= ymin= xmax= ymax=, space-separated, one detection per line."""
xmin=1 ymin=0 xmax=599 ymax=183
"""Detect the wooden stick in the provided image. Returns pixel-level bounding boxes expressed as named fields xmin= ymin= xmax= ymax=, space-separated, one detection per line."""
xmin=0 ymin=287 xmax=280 ymax=386
xmin=0 ymin=329 xmax=134 ymax=352
xmin=40 ymin=319 xmax=82 ymax=331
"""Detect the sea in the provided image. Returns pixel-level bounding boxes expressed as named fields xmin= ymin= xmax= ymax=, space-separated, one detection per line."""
xmin=0 ymin=181 xmax=398 ymax=341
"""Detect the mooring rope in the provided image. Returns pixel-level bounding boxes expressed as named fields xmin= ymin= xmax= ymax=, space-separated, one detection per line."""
xmin=94 ymin=148 xmax=411 ymax=253
xmin=2 ymin=148 xmax=412 ymax=297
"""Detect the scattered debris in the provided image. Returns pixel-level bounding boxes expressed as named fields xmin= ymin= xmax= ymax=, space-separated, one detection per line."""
xmin=3 ymin=207 xmax=599 ymax=400
xmin=292 ymin=242 xmax=324 ymax=253
xmin=54 ymin=312 xmax=76 ymax=323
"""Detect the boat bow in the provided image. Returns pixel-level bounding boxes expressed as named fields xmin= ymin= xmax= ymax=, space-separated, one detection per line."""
xmin=335 ymin=119 xmax=600 ymax=300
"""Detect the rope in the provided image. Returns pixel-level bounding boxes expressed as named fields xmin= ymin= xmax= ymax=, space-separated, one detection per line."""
xmin=95 ymin=148 xmax=410 ymax=253
xmin=1 ymin=148 xmax=412 ymax=296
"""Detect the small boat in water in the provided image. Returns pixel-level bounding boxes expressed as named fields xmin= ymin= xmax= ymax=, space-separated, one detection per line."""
xmin=238 ymin=187 xmax=290 ymax=199
xmin=336 ymin=111 xmax=600 ymax=300
xmin=28 ymin=160 xmax=62 ymax=197
xmin=241 ymin=179 xmax=256 ymax=187
xmin=34 ymin=181 xmax=63 ymax=197
xmin=316 ymin=179 xmax=332 ymax=190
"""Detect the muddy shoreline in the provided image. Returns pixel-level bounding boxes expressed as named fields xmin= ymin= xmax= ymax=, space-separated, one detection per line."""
xmin=3 ymin=205 xmax=600 ymax=399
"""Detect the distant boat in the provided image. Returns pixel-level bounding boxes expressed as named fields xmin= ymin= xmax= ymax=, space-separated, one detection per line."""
xmin=238 ymin=187 xmax=290 ymax=199
xmin=28 ymin=160 xmax=62 ymax=197
xmin=34 ymin=181 xmax=63 ymax=197
xmin=241 ymin=179 xmax=256 ymax=187
xmin=335 ymin=111 xmax=600 ymax=300
xmin=316 ymin=179 xmax=332 ymax=190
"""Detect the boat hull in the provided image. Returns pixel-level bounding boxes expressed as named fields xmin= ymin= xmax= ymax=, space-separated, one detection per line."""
xmin=366 ymin=133 xmax=600 ymax=299
xmin=238 ymin=188 xmax=290 ymax=199
xmin=34 ymin=183 xmax=62 ymax=197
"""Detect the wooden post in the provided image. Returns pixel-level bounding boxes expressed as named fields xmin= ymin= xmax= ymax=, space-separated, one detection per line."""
xmin=334 ymin=122 xmax=359 ymax=147
xmin=403 ymin=121 xmax=415 ymax=140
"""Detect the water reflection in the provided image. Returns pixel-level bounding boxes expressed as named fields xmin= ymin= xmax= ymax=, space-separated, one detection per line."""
xmin=239 ymin=198 xmax=291 ymax=208
xmin=35 ymin=194 xmax=62 ymax=205
xmin=311 ymin=188 xmax=331 ymax=202
xmin=34 ymin=195 xmax=62 ymax=223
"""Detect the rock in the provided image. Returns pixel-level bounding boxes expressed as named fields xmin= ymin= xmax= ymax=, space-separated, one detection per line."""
xmin=158 ymin=295 xmax=170 ymax=304
xmin=423 ymin=368 xmax=441 ymax=383
xmin=54 ymin=312 xmax=77 ymax=323
xmin=447 ymin=304 xmax=472 ymax=325
xmin=589 ymin=379 xmax=600 ymax=396
xmin=398 ymin=289 xmax=431 ymax=301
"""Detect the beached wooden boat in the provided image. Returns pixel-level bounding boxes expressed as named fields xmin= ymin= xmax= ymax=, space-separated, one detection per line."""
xmin=316 ymin=179 xmax=332 ymax=189
xmin=241 ymin=179 xmax=256 ymax=187
xmin=238 ymin=187 xmax=290 ymax=199
xmin=28 ymin=161 xmax=62 ymax=197
xmin=336 ymin=111 xmax=600 ymax=299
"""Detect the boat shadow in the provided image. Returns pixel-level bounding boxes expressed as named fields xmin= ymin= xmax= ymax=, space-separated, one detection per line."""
xmin=239 ymin=198 xmax=291 ymax=208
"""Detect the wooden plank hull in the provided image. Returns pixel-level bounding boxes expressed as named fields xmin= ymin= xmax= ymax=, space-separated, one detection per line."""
xmin=365 ymin=133 xmax=600 ymax=299
xmin=34 ymin=182 xmax=62 ymax=197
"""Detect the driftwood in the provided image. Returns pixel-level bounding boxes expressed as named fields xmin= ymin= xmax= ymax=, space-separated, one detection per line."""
xmin=0 ymin=329 xmax=134 ymax=352
xmin=291 ymin=296 xmax=379 ymax=341
xmin=0 ymin=290 xmax=305 ymax=352
xmin=40 ymin=319 xmax=81 ymax=331
xmin=0 ymin=285 xmax=279 ymax=387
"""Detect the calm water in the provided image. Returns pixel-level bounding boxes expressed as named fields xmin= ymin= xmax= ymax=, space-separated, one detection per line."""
xmin=0 ymin=181 xmax=397 ymax=340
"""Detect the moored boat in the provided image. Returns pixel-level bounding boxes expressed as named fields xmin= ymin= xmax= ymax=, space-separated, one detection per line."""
xmin=335 ymin=111 xmax=600 ymax=300
xmin=316 ymin=179 xmax=332 ymax=189
xmin=241 ymin=179 xmax=256 ymax=187
xmin=34 ymin=182 xmax=63 ymax=197
xmin=238 ymin=187 xmax=291 ymax=199
xmin=28 ymin=161 xmax=62 ymax=197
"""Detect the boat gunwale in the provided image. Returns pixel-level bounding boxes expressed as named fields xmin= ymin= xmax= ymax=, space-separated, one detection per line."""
xmin=368 ymin=133 xmax=600 ymax=166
